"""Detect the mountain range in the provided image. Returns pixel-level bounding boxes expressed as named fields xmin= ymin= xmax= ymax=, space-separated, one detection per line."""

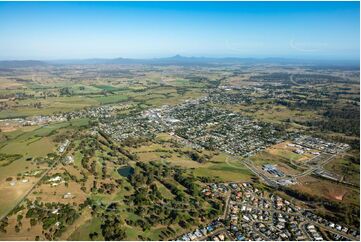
xmin=0 ymin=55 xmax=359 ymax=68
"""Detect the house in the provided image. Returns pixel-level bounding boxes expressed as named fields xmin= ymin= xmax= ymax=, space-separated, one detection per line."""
xmin=194 ymin=229 xmax=202 ymax=238
xmin=314 ymin=236 xmax=323 ymax=241
xmin=64 ymin=155 xmax=74 ymax=164
xmin=63 ymin=192 xmax=74 ymax=199
xmin=201 ymin=228 xmax=208 ymax=236
xmin=236 ymin=234 xmax=245 ymax=241
xmin=218 ymin=234 xmax=225 ymax=241
xmin=207 ymin=225 xmax=214 ymax=232
xmin=294 ymin=149 xmax=304 ymax=154
xmin=52 ymin=209 xmax=59 ymax=214
xmin=188 ymin=233 xmax=196 ymax=241
xmin=49 ymin=176 xmax=62 ymax=182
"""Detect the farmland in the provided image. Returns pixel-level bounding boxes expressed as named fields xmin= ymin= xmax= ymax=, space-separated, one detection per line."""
xmin=0 ymin=62 xmax=358 ymax=241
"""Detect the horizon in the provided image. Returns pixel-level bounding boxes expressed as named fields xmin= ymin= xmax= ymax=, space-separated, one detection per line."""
xmin=0 ymin=54 xmax=360 ymax=63
xmin=0 ymin=1 xmax=359 ymax=60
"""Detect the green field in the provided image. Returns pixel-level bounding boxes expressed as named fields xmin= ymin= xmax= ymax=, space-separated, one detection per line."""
xmin=69 ymin=217 xmax=104 ymax=241
xmin=324 ymin=152 xmax=360 ymax=186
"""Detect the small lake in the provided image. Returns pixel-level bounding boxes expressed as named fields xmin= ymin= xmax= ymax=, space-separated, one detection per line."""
xmin=117 ymin=166 xmax=134 ymax=178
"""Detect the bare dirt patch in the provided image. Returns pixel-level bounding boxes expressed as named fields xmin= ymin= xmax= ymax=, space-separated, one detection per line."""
xmin=0 ymin=177 xmax=35 ymax=218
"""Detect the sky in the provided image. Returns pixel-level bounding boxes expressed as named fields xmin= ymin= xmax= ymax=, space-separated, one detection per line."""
xmin=0 ymin=1 xmax=359 ymax=60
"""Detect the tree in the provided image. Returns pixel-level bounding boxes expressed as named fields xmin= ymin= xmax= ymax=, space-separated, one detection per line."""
xmin=101 ymin=217 xmax=126 ymax=240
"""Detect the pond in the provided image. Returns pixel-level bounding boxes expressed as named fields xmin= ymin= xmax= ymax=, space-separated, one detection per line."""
xmin=117 ymin=166 xmax=134 ymax=178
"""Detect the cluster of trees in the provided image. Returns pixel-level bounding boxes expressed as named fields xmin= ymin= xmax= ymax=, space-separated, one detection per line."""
xmin=25 ymin=202 xmax=79 ymax=239
xmin=276 ymin=99 xmax=325 ymax=110
xmin=293 ymin=74 xmax=346 ymax=84
xmin=120 ymin=136 xmax=151 ymax=148
xmin=176 ymin=87 xmax=189 ymax=96
xmin=59 ymin=87 xmax=73 ymax=96
xmin=305 ymin=119 xmax=360 ymax=137
xmin=321 ymin=107 xmax=360 ymax=136
xmin=74 ymin=133 xmax=123 ymax=195
xmin=0 ymin=217 xmax=8 ymax=233
xmin=296 ymin=106 xmax=360 ymax=136
xmin=32 ymin=102 xmax=42 ymax=108
xmin=183 ymin=150 xmax=208 ymax=163
xmin=98 ymin=182 xmax=117 ymax=194
xmin=98 ymin=130 xmax=138 ymax=161
xmin=78 ymin=137 xmax=98 ymax=173
xmin=117 ymin=146 xmax=138 ymax=161
xmin=174 ymin=172 xmax=200 ymax=196
xmin=151 ymin=226 xmax=176 ymax=240
xmin=0 ymin=153 xmax=23 ymax=167
xmin=250 ymin=73 xmax=290 ymax=82
xmin=101 ymin=216 xmax=126 ymax=240
xmin=89 ymin=231 xmax=100 ymax=240
xmin=161 ymin=180 xmax=187 ymax=202
xmin=277 ymin=93 xmax=359 ymax=137
xmin=115 ymin=161 xmax=223 ymax=235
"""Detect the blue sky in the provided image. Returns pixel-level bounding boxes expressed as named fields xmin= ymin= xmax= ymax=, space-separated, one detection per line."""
xmin=0 ymin=1 xmax=359 ymax=60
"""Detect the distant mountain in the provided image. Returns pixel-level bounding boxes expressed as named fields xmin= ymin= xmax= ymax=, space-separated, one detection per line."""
xmin=49 ymin=55 xmax=359 ymax=67
xmin=0 ymin=60 xmax=47 ymax=68
xmin=0 ymin=56 xmax=359 ymax=68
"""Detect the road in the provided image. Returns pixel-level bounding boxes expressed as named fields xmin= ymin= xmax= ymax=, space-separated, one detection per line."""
xmin=226 ymin=149 xmax=349 ymax=191
xmin=196 ymin=227 xmax=226 ymax=241
xmin=289 ymin=74 xmax=300 ymax=86
xmin=221 ymin=190 xmax=231 ymax=220
xmin=242 ymin=160 xmax=279 ymax=188
xmin=223 ymin=155 xmax=279 ymax=188
xmin=295 ymin=154 xmax=336 ymax=178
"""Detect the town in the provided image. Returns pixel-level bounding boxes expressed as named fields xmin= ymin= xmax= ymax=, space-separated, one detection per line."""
xmin=102 ymin=97 xmax=285 ymax=157
xmin=0 ymin=59 xmax=358 ymax=241
xmin=178 ymin=182 xmax=360 ymax=241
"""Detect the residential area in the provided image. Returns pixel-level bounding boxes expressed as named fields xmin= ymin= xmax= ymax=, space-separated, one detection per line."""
xmin=178 ymin=182 xmax=360 ymax=241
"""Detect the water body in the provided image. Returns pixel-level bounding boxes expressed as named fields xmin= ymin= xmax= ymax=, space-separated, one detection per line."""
xmin=117 ymin=166 xmax=134 ymax=178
